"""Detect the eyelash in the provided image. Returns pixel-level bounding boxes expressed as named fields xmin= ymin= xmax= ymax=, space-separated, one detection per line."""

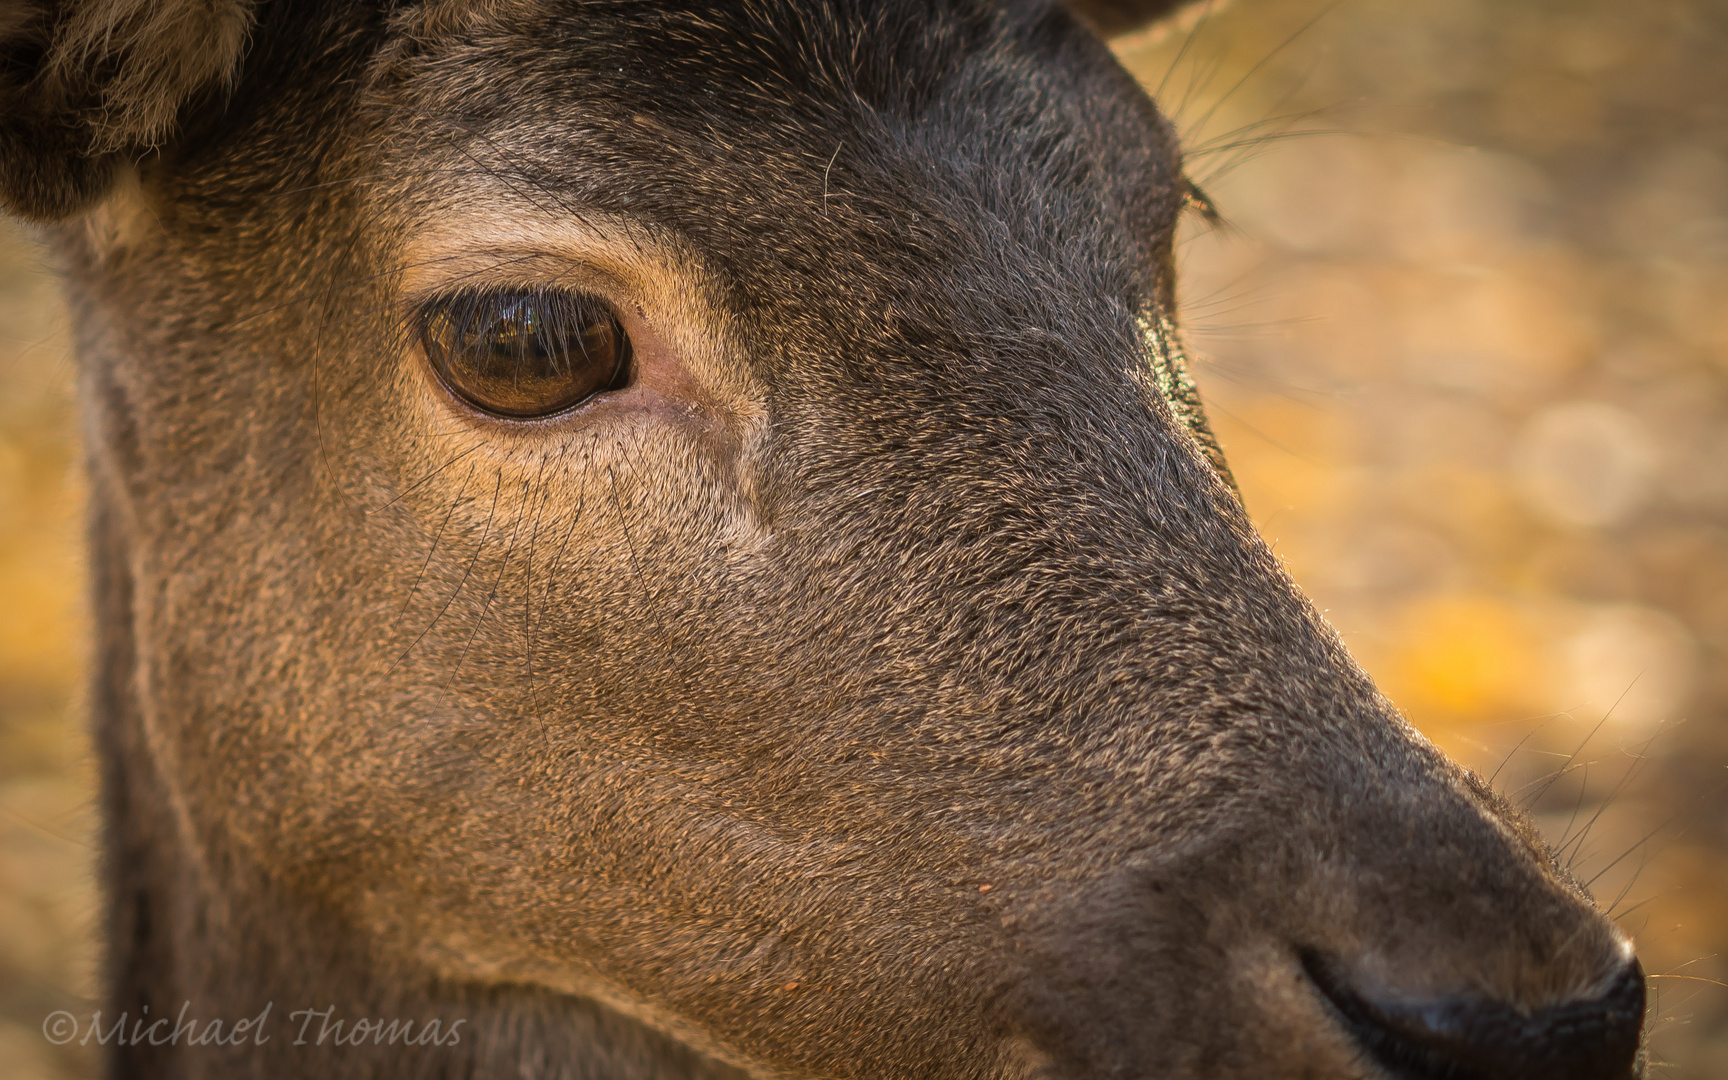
xmin=416 ymin=287 xmax=633 ymax=419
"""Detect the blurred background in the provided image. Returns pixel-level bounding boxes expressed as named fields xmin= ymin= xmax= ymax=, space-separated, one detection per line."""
xmin=1 ymin=0 xmax=1724 ymax=1076
xmin=1126 ymin=0 xmax=1728 ymax=1074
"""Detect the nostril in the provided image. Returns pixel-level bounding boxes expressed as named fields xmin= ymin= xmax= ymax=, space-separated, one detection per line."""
xmin=1300 ymin=949 xmax=1645 ymax=1080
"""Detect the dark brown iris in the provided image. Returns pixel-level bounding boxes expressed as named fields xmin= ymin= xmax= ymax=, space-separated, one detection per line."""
xmin=419 ymin=289 xmax=631 ymax=417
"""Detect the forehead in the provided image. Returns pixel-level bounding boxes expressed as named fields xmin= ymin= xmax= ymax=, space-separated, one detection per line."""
xmin=369 ymin=0 xmax=1184 ymax=301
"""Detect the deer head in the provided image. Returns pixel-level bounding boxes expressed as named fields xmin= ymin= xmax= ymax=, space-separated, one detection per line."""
xmin=1 ymin=1 xmax=1645 ymax=1077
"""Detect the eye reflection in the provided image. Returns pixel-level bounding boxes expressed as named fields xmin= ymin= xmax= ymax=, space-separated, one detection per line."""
xmin=418 ymin=288 xmax=631 ymax=418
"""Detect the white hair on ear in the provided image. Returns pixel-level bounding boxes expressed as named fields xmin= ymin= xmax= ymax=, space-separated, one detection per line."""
xmin=39 ymin=0 xmax=255 ymax=153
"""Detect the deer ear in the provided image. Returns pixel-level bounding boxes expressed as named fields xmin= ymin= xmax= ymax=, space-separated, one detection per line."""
xmin=0 ymin=0 xmax=254 ymax=220
xmin=1067 ymin=0 xmax=1211 ymax=37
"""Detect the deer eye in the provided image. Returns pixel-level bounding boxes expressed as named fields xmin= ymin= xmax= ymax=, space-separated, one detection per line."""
xmin=418 ymin=289 xmax=631 ymax=418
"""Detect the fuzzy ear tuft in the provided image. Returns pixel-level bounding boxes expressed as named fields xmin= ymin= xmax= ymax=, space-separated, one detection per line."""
xmin=1067 ymin=0 xmax=1210 ymax=37
xmin=0 ymin=0 xmax=254 ymax=220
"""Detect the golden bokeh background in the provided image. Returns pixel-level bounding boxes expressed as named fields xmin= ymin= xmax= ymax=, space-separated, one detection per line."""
xmin=1 ymin=0 xmax=1724 ymax=1076
xmin=1128 ymin=0 xmax=1728 ymax=1074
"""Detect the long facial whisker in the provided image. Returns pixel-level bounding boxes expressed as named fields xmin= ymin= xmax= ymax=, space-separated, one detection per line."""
xmin=444 ymin=475 xmax=531 ymax=697
xmin=385 ymin=456 xmax=479 ymax=651
xmin=389 ymin=469 xmax=501 ymax=676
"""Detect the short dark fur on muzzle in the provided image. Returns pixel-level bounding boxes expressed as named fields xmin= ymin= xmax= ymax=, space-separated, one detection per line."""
xmin=1 ymin=0 xmax=1645 ymax=1078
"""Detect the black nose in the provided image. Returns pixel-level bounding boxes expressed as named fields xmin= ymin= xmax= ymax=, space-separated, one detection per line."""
xmin=1301 ymin=949 xmax=1645 ymax=1080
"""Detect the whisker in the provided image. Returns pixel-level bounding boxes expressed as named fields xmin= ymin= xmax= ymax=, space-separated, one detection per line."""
xmin=523 ymin=454 xmax=551 ymax=714
xmin=387 ymin=456 xmax=479 ymax=644
xmin=0 ymin=801 xmax=88 ymax=849
xmin=389 ymin=470 xmax=501 ymax=675
xmin=364 ymin=443 xmax=484 ymax=517
xmin=1558 ymin=721 xmax=1668 ymax=870
xmin=1185 ymin=1 xmax=1341 ymax=151
xmin=445 ymin=476 xmax=531 ymax=694
xmin=1582 ymin=814 xmax=1681 ymax=892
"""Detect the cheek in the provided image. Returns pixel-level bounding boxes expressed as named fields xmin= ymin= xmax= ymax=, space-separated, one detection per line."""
xmin=374 ymin=417 xmax=768 ymax=684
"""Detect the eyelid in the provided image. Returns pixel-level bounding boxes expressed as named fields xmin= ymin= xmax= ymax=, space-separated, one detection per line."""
xmin=396 ymin=227 xmax=763 ymax=444
xmin=398 ymin=247 xmax=646 ymax=313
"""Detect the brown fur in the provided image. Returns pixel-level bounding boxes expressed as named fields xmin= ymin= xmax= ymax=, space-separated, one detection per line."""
xmin=4 ymin=1 xmax=1644 ymax=1078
